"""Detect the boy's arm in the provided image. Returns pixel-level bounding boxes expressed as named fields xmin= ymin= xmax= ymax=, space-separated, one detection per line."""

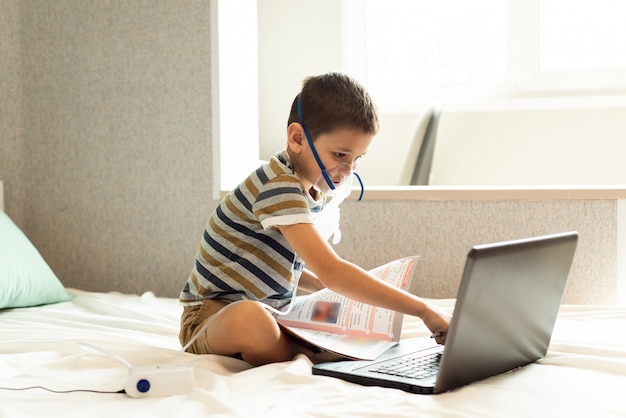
xmin=278 ymin=223 xmax=450 ymax=342
xmin=297 ymin=269 xmax=325 ymax=294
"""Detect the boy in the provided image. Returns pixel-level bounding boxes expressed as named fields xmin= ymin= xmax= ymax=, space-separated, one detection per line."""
xmin=179 ymin=73 xmax=450 ymax=366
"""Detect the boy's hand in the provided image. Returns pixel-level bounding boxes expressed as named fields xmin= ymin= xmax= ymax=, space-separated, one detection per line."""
xmin=421 ymin=306 xmax=451 ymax=345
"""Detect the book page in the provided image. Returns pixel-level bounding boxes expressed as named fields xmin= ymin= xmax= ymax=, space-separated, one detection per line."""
xmin=281 ymin=327 xmax=398 ymax=361
xmin=276 ymin=256 xmax=419 ymax=360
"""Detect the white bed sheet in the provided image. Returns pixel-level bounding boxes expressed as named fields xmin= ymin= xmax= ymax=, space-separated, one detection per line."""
xmin=1 ymin=289 xmax=626 ymax=418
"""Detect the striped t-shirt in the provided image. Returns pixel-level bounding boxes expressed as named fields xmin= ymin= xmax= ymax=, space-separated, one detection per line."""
xmin=179 ymin=151 xmax=321 ymax=308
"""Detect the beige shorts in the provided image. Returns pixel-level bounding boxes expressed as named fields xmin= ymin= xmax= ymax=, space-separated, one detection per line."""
xmin=179 ymin=298 xmax=230 ymax=355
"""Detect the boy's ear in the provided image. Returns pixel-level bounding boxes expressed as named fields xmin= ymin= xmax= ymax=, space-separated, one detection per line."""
xmin=287 ymin=122 xmax=305 ymax=153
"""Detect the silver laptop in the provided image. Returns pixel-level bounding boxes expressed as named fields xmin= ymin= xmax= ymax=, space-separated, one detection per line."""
xmin=312 ymin=231 xmax=578 ymax=394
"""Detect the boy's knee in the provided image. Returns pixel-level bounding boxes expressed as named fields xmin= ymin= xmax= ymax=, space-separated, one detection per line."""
xmin=225 ymin=301 xmax=278 ymax=333
xmin=231 ymin=300 xmax=272 ymax=317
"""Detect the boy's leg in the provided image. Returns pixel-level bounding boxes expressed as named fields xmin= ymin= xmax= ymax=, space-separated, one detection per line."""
xmin=201 ymin=300 xmax=308 ymax=366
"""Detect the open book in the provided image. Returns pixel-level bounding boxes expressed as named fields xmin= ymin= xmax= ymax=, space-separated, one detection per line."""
xmin=275 ymin=256 xmax=419 ymax=361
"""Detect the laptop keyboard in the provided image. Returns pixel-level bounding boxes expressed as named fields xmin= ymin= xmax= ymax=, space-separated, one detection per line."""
xmin=368 ymin=351 xmax=442 ymax=380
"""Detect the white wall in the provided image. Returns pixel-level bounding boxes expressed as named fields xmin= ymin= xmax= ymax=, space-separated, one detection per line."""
xmin=352 ymin=96 xmax=626 ymax=186
xmin=429 ymin=97 xmax=626 ymax=186
xmin=355 ymin=109 xmax=431 ymax=186
xmin=214 ymin=0 xmax=260 ymax=193
xmin=257 ymin=0 xmax=345 ymax=160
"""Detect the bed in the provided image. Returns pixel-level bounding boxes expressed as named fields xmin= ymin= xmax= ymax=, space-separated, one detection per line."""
xmin=2 ymin=202 xmax=626 ymax=417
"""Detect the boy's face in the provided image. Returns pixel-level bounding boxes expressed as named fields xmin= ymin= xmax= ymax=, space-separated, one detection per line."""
xmin=290 ymin=125 xmax=373 ymax=195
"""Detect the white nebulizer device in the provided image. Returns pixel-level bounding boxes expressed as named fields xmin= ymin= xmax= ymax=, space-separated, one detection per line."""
xmin=77 ymin=342 xmax=194 ymax=398
xmin=312 ymin=173 xmax=355 ymax=245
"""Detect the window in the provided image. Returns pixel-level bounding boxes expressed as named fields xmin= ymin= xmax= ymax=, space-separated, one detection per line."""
xmin=358 ymin=0 xmax=507 ymax=104
xmin=540 ymin=0 xmax=626 ymax=70
xmin=346 ymin=0 xmax=626 ymax=106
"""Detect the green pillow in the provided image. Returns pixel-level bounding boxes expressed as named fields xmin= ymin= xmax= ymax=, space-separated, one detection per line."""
xmin=0 ymin=211 xmax=73 ymax=309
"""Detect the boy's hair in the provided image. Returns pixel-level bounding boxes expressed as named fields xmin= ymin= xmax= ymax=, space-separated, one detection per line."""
xmin=287 ymin=72 xmax=379 ymax=140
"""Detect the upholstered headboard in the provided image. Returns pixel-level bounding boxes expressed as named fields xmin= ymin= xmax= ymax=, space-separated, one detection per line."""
xmin=0 ymin=180 xmax=4 ymax=211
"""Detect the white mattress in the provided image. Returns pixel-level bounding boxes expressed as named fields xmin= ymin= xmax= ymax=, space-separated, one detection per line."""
xmin=1 ymin=289 xmax=626 ymax=417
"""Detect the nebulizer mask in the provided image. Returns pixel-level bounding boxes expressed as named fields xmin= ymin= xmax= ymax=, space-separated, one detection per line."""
xmin=297 ymin=96 xmax=365 ymax=245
